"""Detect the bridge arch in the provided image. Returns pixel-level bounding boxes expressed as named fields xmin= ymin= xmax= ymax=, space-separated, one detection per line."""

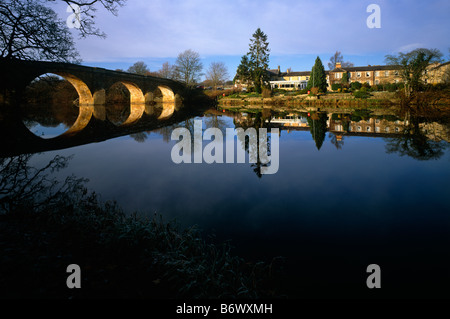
xmin=156 ymin=85 xmax=175 ymax=103
xmin=50 ymin=72 xmax=94 ymax=105
xmin=106 ymin=81 xmax=146 ymax=126
xmin=20 ymin=72 xmax=95 ymax=139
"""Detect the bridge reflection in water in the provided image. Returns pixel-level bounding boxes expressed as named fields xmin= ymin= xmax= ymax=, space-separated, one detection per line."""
xmin=65 ymin=101 xmax=178 ymax=135
xmin=0 ymin=101 xmax=208 ymax=158
xmin=0 ymin=58 xmax=197 ymax=156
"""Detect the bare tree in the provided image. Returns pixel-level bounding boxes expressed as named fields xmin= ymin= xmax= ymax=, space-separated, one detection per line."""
xmin=158 ymin=61 xmax=176 ymax=79
xmin=174 ymin=49 xmax=203 ymax=87
xmin=127 ymin=61 xmax=150 ymax=75
xmin=0 ymin=0 xmax=125 ymax=62
xmin=205 ymin=62 xmax=229 ymax=89
xmin=328 ymin=51 xmax=354 ymax=70
xmin=0 ymin=0 xmax=79 ymax=62
xmin=385 ymin=48 xmax=442 ymax=94
xmin=62 ymin=0 xmax=126 ymax=38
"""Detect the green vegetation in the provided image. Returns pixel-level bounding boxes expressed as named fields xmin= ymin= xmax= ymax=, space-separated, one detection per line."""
xmin=306 ymin=112 xmax=328 ymax=150
xmin=0 ymin=155 xmax=281 ymax=299
xmin=350 ymin=81 xmax=362 ymax=90
xmin=331 ymin=83 xmax=342 ymax=91
xmin=307 ymin=56 xmax=327 ymax=93
xmin=385 ymin=48 xmax=443 ymax=94
xmin=247 ymin=28 xmax=271 ymax=93
xmin=353 ymin=88 xmax=372 ymax=99
xmin=234 ymin=55 xmax=252 ymax=86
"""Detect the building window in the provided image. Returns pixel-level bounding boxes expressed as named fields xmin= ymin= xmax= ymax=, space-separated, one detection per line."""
xmin=366 ymin=126 xmax=371 ymax=132
xmin=395 ymin=127 xmax=400 ymax=132
xmin=335 ymin=72 xmax=342 ymax=79
xmin=394 ymin=71 xmax=399 ymax=76
xmin=385 ymin=71 xmax=389 ymax=76
xmin=375 ymin=79 xmax=379 ymax=84
xmin=366 ymin=81 xmax=370 ymax=85
xmin=357 ymin=72 xmax=361 ymax=77
xmin=375 ymin=127 xmax=380 ymax=133
xmin=357 ymin=126 xmax=362 ymax=132
xmin=375 ymin=119 xmax=380 ymax=124
xmin=385 ymin=127 xmax=390 ymax=133
xmin=306 ymin=77 xmax=309 ymax=80
xmin=375 ymin=71 xmax=380 ymax=77
xmin=366 ymin=72 xmax=370 ymax=77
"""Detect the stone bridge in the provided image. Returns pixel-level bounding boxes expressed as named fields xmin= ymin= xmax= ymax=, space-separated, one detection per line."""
xmin=0 ymin=58 xmax=187 ymax=131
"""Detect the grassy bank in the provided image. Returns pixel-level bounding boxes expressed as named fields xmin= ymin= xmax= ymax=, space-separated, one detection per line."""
xmin=218 ymin=88 xmax=450 ymax=109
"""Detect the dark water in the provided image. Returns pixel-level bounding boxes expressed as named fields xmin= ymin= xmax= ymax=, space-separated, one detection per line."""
xmin=2 ymin=103 xmax=450 ymax=299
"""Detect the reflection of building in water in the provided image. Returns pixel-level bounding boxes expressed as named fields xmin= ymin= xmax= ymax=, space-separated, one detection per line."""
xmin=232 ymin=111 xmax=450 ymax=143
xmin=420 ymin=122 xmax=450 ymax=143
xmin=330 ymin=117 xmax=408 ymax=134
xmin=233 ymin=112 xmax=257 ymax=128
xmin=268 ymin=114 xmax=309 ymax=127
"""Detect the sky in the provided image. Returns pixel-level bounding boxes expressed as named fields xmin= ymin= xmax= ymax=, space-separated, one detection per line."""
xmin=52 ymin=0 xmax=450 ymax=81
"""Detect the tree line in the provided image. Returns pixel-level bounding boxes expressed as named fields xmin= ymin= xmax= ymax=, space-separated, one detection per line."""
xmin=123 ymin=51 xmax=229 ymax=90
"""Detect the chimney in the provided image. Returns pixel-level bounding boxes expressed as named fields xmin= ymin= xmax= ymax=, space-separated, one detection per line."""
xmin=277 ymin=65 xmax=280 ymax=73
xmin=335 ymin=62 xmax=341 ymax=69
xmin=286 ymin=68 xmax=290 ymax=74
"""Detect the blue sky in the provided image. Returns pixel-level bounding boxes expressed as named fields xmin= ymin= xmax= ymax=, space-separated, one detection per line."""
xmin=53 ymin=0 xmax=450 ymax=81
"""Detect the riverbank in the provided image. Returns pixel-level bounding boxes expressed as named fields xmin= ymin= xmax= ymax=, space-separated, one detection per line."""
xmin=218 ymin=90 xmax=450 ymax=109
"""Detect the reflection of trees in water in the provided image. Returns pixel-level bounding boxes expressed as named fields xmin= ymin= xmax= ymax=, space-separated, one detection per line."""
xmin=129 ymin=132 xmax=150 ymax=143
xmin=0 ymin=154 xmax=87 ymax=214
xmin=384 ymin=115 xmax=447 ymax=160
xmin=204 ymin=114 xmax=228 ymax=134
xmin=329 ymin=133 xmax=344 ymax=150
xmin=20 ymin=103 xmax=79 ymax=129
xmin=306 ymin=112 xmax=328 ymax=151
xmin=234 ymin=111 xmax=272 ymax=179
xmin=105 ymin=103 xmax=131 ymax=126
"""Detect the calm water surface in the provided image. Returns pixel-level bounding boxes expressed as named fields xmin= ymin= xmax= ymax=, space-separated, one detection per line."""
xmin=3 ymin=104 xmax=450 ymax=298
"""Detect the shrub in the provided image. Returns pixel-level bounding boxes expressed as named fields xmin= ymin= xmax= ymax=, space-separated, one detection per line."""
xmin=261 ymin=87 xmax=272 ymax=98
xmin=353 ymin=90 xmax=371 ymax=99
xmin=299 ymin=88 xmax=309 ymax=94
xmin=309 ymin=87 xmax=319 ymax=96
xmin=331 ymin=83 xmax=342 ymax=91
xmin=385 ymin=83 xmax=398 ymax=92
xmin=351 ymin=81 xmax=362 ymax=90
xmin=362 ymin=82 xmax=371 ymax=90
